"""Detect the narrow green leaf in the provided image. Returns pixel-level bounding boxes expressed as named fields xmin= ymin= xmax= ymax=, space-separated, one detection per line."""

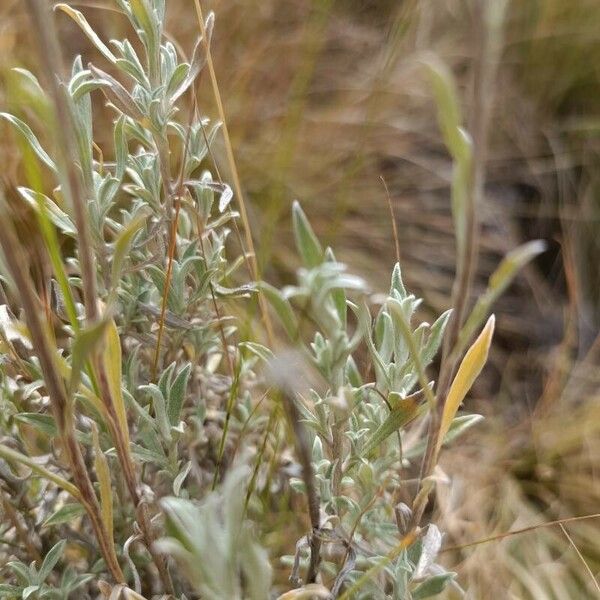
xmin=92 ymin=424 xmax=114 ymax=542
xmin=166 ymin=63 xmax=189 ymax=98
xmin=88 ymin=64 xmax=146 ymax=122
xmin=55 ymin=4 xmax=117 ymax=64
xmin=14 ymin=413 xmax=57 ymax=438
xmin=113 ymin=114 xmax=128 ymax=180
xmin=173 ymin=460 xmax=192 ymax=496
xmin=390 ymin=262 xmax=407 ymax=298
xmin=404 ymin=414 xmax=483 ymax=460
xmin=170 ymin=14 xmax=214 ymax=102
xmin=38 ymin=539 xmax=66 ymax=582
xmin=292 ymin=201 xmax=323 ymax=268
xmin=422 ymin=57 xmax=468 ymax=162
xmin=325 ymin=247 xmax=347 ymax=327
xmin=361 ymin=397 xmax=420 ymax=456
xmin=19 ymin=144 xmax=79 ymax=331
xmin=168 ymin=363 xmax=192 ymax=425
xmin=435 ymin=414 xmax=483 ymax=450
xmin=140 ymin=383 xmax=171 ymax=441
xmin=16 ymin=187 xmax=76 ymax=237
xmin=130 ymin=443 xmax=169 ymax=469
xmin=158 ymin=361 xmax=176 ymax=401
xmin=130 ymin=0 xmax=156 ymax=44
xmin=0 ymin=113 xmax=56 ymax=172
xmin=356 ymin=300 xmax=389 ymax=387
xmin=422 ymin=57 xmax=473 ymax=257
xmin=103 ymin=320 xmax=130 ymax=445
xmin=458 ymin=240 xmax=546 ymax=355
xmin=110 ymin=209 xmax=150 ymax=291
xmin=69 ymin=317 xmax=111 ymax=397
xmin=23 ymin=586 xmax=40 ymax=599
xmin=412 ymin=573 xmax=456 ymax=599
xmin=70 ymin=79 xmax=113 ymax=103
xmin=257 ymin=282 xmax=299 ymax=340
xmin=6 ymin=561 xmax=30 ymax=586
xmin=420 ymin=309 xmax=452 ymax=367
xmin=42 ymin=504 xmax=86 ymax=528
xmin=239 ymin=341 xmax=274 ymax=363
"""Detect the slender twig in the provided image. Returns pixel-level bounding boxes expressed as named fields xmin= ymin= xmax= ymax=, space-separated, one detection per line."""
xmin=243 ymin=408 xmax=276 ymax=517
xmin=278 ymin=389 xmax=321 ymax=583
xmin=380 ymin=175 xmax=401 ymax=265
xmin=192 ymin=0 xmax=275 ymax=347
xmin=25 ymin=0 xmax=99 ymax=323
xmin=413 ymin=0 xmax=506 ymax=528
xmin=0 ymin=216 xmax=124 ymax=583
xmin=560 ymin=523 xmax=600 ymax=594
xmin=150 ymin=109 xmax=195 ymax=380
xmin=151 ymin=200 xmax=182 ymax=379
xmin=441 ymin=512 xmax=600 ymax=554
xmin=0 ymin=488 xmax=42 ymax=564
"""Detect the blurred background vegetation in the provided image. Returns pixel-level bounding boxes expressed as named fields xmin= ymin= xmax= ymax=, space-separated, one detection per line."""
xmin=1 ymin=0 xmax=599 ymax=596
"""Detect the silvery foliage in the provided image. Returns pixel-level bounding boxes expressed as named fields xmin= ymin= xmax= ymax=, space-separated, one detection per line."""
xmin=0 ymin=0 xmax=480 ymax=596
xmin=262 ymin=201 xmax=464 ymax=598
xmin=1 ymin=0 xmax=261 ymax=595
xmin=0 ymin=541 xmax=93 ymax=599
xmin=158 ymin=466 xmax=272 ymax=600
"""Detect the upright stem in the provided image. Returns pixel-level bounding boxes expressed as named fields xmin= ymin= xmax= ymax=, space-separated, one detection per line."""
xmin=0 ymin=488 xmax=42 ymax=564
xmin=413 ymin=0 xmax=506 ymax=527
xmin=96 ymin=355 xmax=175 ymax=593
xmin=279 ymin=389 xmax=321 ymax=583
xmin=0 ymin=220 xmax=124 ymax=583
xmin=25 ymin=0 xmax=99 ymax=323
xmin=24 ymin=2 xmax=175 ymax=591
xmin=192 ymin=0 xmax=275 ymax=347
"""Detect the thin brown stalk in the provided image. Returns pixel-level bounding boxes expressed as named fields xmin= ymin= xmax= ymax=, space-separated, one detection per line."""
xmin=278 ymin=389 xmax=321 ymax=583
xmin=243 ymin=408 xmax=276 ymax=517
xmin=0 ymin=218 xmax=124 ymax=583
xmin=441 ymin=513 xmax=600 ymax=554
xmin=195 ymin=208 xmax=241 ymax=490
xmin=25 ymin=0 xmax=99 ymax=323
xmin=192 ymin=0 xmax=275 ymax=347
xmin=413 ymin=0 xmax=506 ymax=527
xmin=380 ymin=175 xmax=401 ymax=265
xmin=151 ymin=79 xmax=198 ymax=380
xmin=0 ymin=488 xmax=42 ymax=564
xmin=559 ymin=523 xmax=600 ymax=595
xmin=25 ymin=2 xmax=174 ymax=590
xmin=151 ymin=199 xmax=182 ymax=380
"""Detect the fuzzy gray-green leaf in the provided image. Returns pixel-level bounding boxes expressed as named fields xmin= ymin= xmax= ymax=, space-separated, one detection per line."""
xmin=292 ymin=200 xmax=323 ymax=268
xmin=38 ymin=539 xmax=66 ymax=582
xmin=361 ymin=397 xmax=420 ymax=456
xmin=0 ymin=113 xmax=57 ymax=173
xmin=258 ymin=282 xmax=299 ymax=340
xmin=168 ymin=363 xmax=192 ymax=425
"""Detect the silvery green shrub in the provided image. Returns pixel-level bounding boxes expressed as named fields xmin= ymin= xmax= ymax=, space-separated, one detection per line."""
xmin=0 ymin=0 xmax=497 ymax=598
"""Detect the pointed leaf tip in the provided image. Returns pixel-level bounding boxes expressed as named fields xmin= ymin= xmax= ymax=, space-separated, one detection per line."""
xmin=436 ymin=314 xmax=495 ymax=454
xmin=292 ymin=201 xmax=323 ymax=268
